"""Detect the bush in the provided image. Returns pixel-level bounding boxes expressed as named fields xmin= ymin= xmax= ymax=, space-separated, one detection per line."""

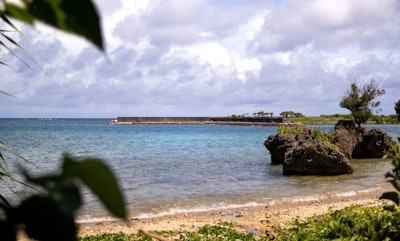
xmin=277 ymin=125 xmax=304 ymax=135
xmin=277 ymin=205 xmax=400 ymax=241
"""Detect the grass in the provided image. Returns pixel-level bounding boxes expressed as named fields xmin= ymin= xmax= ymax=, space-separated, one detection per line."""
xmin=291 ymin=115 xmax=353 ymax=124
xmin=278 ymin=204 xmax=400 ymax=241
xmin=277 ymin=125 xmax=305 ymax=135
xmin=78 ymin=223 xmax=271 ymax=241
xmin=291 ymin=114 xmax=399 ymax=125
xmin=78 ymin=232 xmax=151 ymax=241
xmin=276 ymin=125 xmax=339 ymax=150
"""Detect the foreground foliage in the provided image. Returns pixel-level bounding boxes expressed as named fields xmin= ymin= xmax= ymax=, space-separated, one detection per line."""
xmin=381 ymin=144 xmax=400 ymax=205
xmin=278 ymin=205 xmax=400 ymax=241
xmin=0 ymin=153 xmax=126 ymax=241
xmin=0 ymin=2 xmax=128 ymax=241
xmin=3 ymin=0 xmax=103 ymax=50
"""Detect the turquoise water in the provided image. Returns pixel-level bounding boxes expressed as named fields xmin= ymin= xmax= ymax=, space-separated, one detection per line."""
xmin=0 ymin=119 xmax=399 ymax=221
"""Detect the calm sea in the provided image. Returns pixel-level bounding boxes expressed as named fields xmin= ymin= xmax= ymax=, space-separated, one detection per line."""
xmin=0 ymin=119 xmax=399 ymax=221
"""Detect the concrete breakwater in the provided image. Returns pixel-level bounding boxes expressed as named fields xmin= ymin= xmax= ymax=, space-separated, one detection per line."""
xmin=108 ymin=116 xmax=286 ymax=126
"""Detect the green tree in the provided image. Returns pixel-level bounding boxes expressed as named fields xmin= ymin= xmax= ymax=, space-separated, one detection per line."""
xmin=395 ymin=99 xmax=400 ymax=121
xmin=339 ymin=79 xmax=385 ymax=127
xmin=280 ymin=111 xmax=294 ymax=118
xmin=253 ymin=111 xmax=266 ymax=117
xmin=293 ymin=112 xmax=304 ymax=117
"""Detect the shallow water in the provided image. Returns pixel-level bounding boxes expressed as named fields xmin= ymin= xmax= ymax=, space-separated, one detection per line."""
xmin=0 ymin=119 xmax=399 ymax=220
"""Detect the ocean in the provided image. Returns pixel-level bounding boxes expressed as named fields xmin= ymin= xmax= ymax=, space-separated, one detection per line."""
xmin=0 ymin=119 xmax=399 ymax=222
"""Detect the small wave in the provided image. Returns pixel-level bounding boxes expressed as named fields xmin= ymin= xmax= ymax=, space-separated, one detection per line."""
xmin=77 ymin=216 xmax=119 ymax=224
xmin=265 ymin=188 xmax=385 ymax=207
xmin=131 ymin=202 xmax=264 ymax=219
xmin=77 ymin=187 xmax=387 ymax=224
xmin=77 ymin=201 xmax=265 ymax=223
xmin=333 ymin=187 xmax=384 ymax=198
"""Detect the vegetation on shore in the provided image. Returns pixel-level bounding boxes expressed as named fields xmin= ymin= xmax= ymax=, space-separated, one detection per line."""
xmin=278 ymin=204 xmax=400 ymax=241
xmin=291 ymin=114 xmax=399 ymax=125
xmin=78 ymin=205 xmax=400 ymax=241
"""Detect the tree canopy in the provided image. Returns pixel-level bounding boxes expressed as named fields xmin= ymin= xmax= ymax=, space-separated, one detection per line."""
xmin=339 ymin=79 xmax=385 ymax=127
xmin=280 ymin=111 xmax=304 ymax=118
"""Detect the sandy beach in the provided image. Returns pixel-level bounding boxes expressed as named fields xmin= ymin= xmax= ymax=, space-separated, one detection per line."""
xmin=76 ymin=187 xmax=391 ymax=239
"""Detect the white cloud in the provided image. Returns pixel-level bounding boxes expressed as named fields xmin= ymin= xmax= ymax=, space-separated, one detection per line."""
xmin=256 ymin=0 xmax=400 ymax=52
xmin=176 ymin=42 xmax=231 ymax=67
xmin=0 ymin=0 xmax=399 ymax=117
xmin=235 ymin=58 xmax=262 ymax=83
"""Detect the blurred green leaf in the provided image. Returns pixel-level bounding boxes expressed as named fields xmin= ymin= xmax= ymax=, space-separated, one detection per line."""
xmin=0 ymin=142 xmax=10 ymax=170
xmin=24 ymin=173 xmax=82 ymax=215
xmin=0 ymin=90 xmax=14 ymax=97
xmin=29 ymin=0 xmax=102 ymax=50
xmin=0 ymin=140 xmax=33 ymax=164
xmin=0 ymin=194 xmax=12 ymax=209
xmin=3 ymin=5 xmax=34 ymax=25
xmin=0 ymin=220 xmax=16 ymax=241
xmin=391 ymin=179 xmax=400 ymax=193
xmin=380 ymin=192 xmax=400 ymax=205
xmin=62 ymin=154 xmax=126 ymax=219
xmin=59 ymin=0 xmax=103 ymax=49
xmin=5 ymin=0 xmax=103 ymax=50
xmin=16 ymin=195 xmax=77 ymax=241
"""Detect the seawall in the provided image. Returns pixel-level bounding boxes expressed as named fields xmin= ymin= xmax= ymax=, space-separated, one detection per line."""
xmin=109 ymin=117 xmax=286 ymax=126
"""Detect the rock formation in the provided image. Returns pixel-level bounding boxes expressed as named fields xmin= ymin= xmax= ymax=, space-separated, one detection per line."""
xmin=352 ymin=128 xmax=396 ymax=158
xmin=326 ymin=129 xmax=357 ymax=159
xmin=265 ymin=121 xmax=395 ymax=175
xmin=264 ymin=128 xmax=313 ymax=164
xmin=283 ymin=142 xmax=354 ymax=175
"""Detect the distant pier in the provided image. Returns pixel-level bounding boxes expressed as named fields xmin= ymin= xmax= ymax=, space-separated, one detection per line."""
xmin=108 ymin=116 xmax=287 ymax=126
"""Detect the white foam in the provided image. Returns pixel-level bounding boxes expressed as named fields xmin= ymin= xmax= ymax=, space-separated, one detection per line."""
xmin=77 ymin=216 xmax=119 ymax=224
xmin=335 ymin=191 xmax=357 ymax=197
xmin=76 ymin=201 xmax=265 ymax=223
xmin=131 ymin=202 xmax=264 ymax=219
xmin=76 ymin=188 xmax=387 ymax=224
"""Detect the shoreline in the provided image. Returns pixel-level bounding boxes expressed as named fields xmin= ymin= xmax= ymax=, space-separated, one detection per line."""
xmin=77 ymin=186 xmax=393 ymax=238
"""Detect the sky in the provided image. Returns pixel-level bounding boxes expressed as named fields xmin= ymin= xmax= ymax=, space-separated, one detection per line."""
xmin=0 ymin=0 xmax=399 ymax=118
